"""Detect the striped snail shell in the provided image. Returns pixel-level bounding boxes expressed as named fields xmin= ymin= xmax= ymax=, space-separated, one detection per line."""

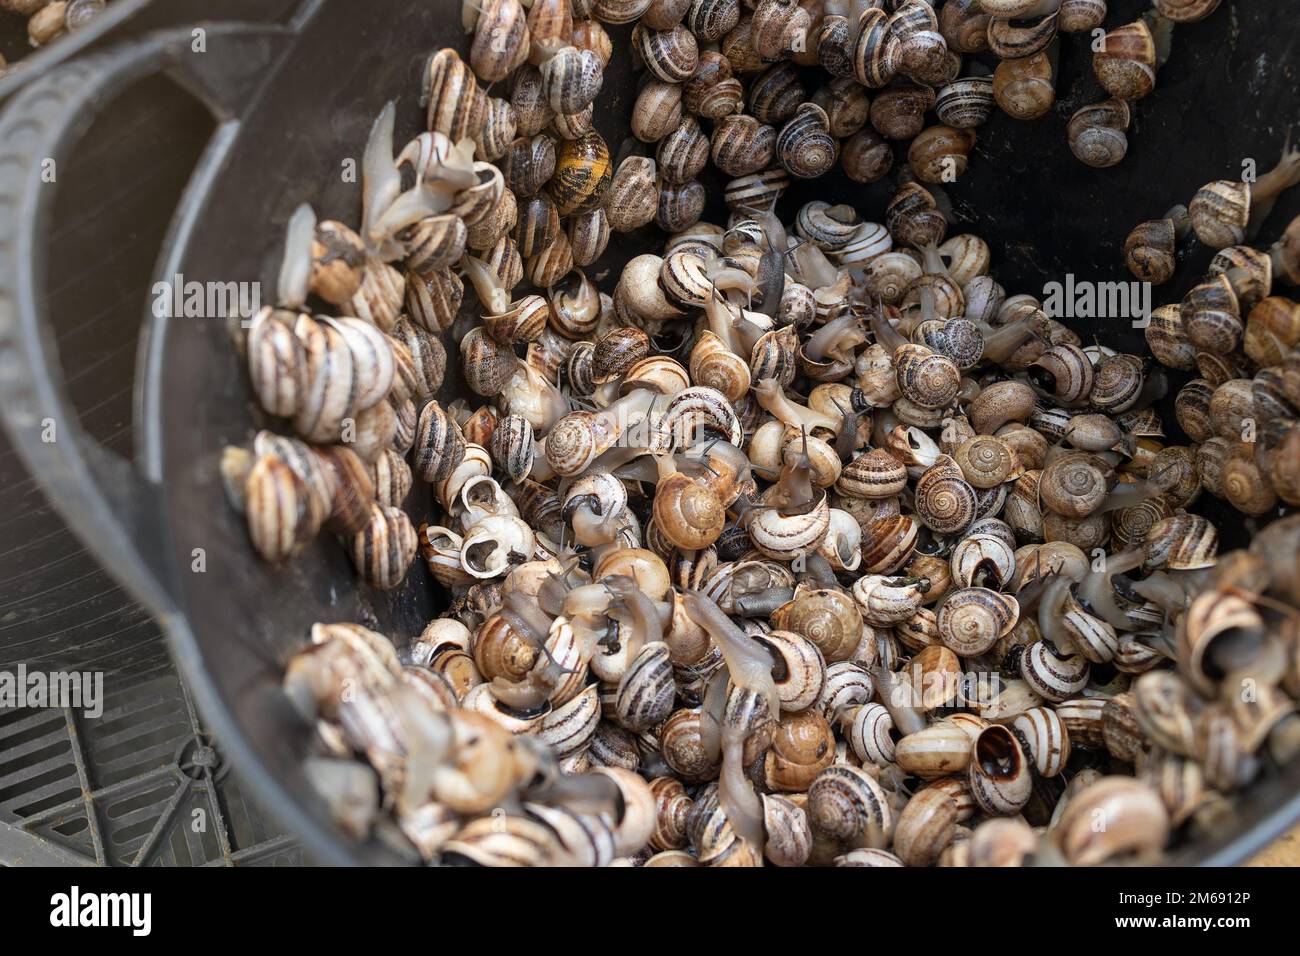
xmin=1059 ymin=0 xmax=1108 ymax=32
xmin=633 ymin=21 xmax=699 ymax=82
xmin=515 ymin=193 xmax=561 ymax=259
xmin=1088 ymin=352 xmax=1145 ymax=413
xmin=1155 ymin=0 xmax=1221 ymax=22
xmin=657 ymin=114 xmax=710 ymax=185
xmin=246 ymin=308 xmax=305 ymax=418
xmin=948 ymin=533 xmax=1017 ymax=589
xmin=1020 ymin=640 xmax=1090 ymax=703
xmin=616 ymin=642 xmax=676 ymax=733
xmin=461 ymin=325 xmax=520 ymax=396
xmin=307 ymin=444 xmax=371 ymax=538
xmin=1009 ymin=707 xmax=1070 ymax=778
xmin=690 ymin=330 xmax=752 ymax=402
xmin=489 ymin=414 xmax=535 ymax=484
xmin=748 ymin=61 xmax=806 ymax=126
xmin=541 ymin=45 xmax=604 ymax=114
xmin=895 ymin=721 xmax=974 ymax=779
xmin=886 ymin=181 xmax=947 ymax=248
xmin=838 ymin=449 xmax=909 ymax=499
xmin=816 ymin=10 xmax=854 ymax=78
xmin=751 ymin=0 xmax=807 ymax=59
xmin=631 ymin=79 xmax=683 ymax=142
xmin=853 ymin=7 xmax=897 ymax=88
xmin=468 ymin=0 xmax=529 ymax=82
xmin=1029 ymin=343 xmax=1094 ymax=405
xmin=392 ymin=318 xmax=447 ymax=402
xmin=842 ymin=703 xmax=895 ymax=767
xmin=806 ymin=764 xmax=893 ymax=849
xmin=967 ymin=724 xmax=1033 ymax=815
xmin=244 ymin=454 xmax=319 ymax=563
xmin=987 ymin=10 xmax=1058 ymax=60
xmin=895 ymin=344 xmax=961 ymax=409
xmin=935 ymin=75 xmax=995 ymax=129
xmin=1183 ymin=274 xmax=1242 ymax=353
xmin=1067 ymin=99 xmax=1130 ymax=169
xmin=859 ymin=514 xmax=919 ymax=575
xmin=723 ymin=167 xmax=790 ymax=213
xmin=936 ymin=586 xmax=1018 ymax=656
xmin=349 ymin=257 xmax=404 ymax=334
xmin=549 ymin=129 xmax=612 ymax=215
xmin=402 ymin=214 xmax=467 ymax=275
xmin=293 ymin=316 xmax=359 ymax=445
xmin=1243 ymin=295 xmax=1300 ymax=365
xmin=567 ymin=207 xmax=609 ymax=267
xmin=1093 ymin=19 xmax=1158 ymax=101
xmin=686 ymin=0 xmax=740 ymax=42
xmin=349 ymin=503 xmax=418 ymax=590
xmin=711 ymin=113 xmax=777 ymax=178
xmin=684 ymin=54 xmax=744 ymax=120
xmin=370 ymin=448 xmax=412 ymax=510
xmin=413 ymin=400 xmax=467 ymax=485
xmin=749 ymin=494 xmax=832 ymax=561
xmin=501 ymin=133 xmax=557 ymax=197
xmin=914 ymin=456 xmax=977 ymax=534
xmin=475 ymin=96 xmax=518 ymax=162
xmin=1038 ymin=451 xmax=1107 ymax=518
xmin=1124 ymin=206 xmax=1188 ymax=285
xmin=594 ymin=326 xmax=651 ymax=383
xmin=657 ymin=180 xmax=706 ymax=232
xmin=425 ymin=48 xmax=486 ymax=142
xmin=510 ymin=64 xmax=555 ymax=137
xmin=775 ymin=103 xmax=838 ymax=180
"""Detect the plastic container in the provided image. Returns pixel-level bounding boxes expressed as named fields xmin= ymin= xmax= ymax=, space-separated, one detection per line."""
xmin=0 ymin=0 xmax=1297 ymax=865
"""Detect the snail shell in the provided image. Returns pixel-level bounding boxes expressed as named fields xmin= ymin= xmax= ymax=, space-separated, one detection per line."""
xmin=936 ymin=75 xmax=995 ymax=129
xmin=1019 ymin=640 xmax=1089 ymax=703
xmin=541 ymin=45 xmax=604 ymax=113
xmin=469 ymin=0 xmax=529 ymax=83
xmin=1010 ymin=707 xmax=1070 ymax=778
xmin=952 ymin=435 xmax=1016 ymax=489
xmin=987 ymin=12 xmax=1058 ymax=60
xmin=806 ymin=764 xmax=893 ymax=850
xmin=1093 ymin=19 xmax=1157 ymax=101
xmin=1124 ymin=208 xmax=1186 ymax=285
xmin=653 ymin=474 xmax=726 ymax=550
xmin=841 ymin=128 xmax=895 ymax=183
xmin=1144 ymin=303 xmax=1196 ymax=371
xmin=860 ymin=515 xmax=919 ymax=575
xmin=616 ymin=641 xmax=676 ymax=733
xmin=686 ymin=0 xmax=741 ymax=42
xmin=634 ymin=21 xmax=699 ymax=82
xmin=349 ymin=503 xmax=418 ymax=590
xmin=1067 ymin=99 xmax=1130 ymax=169
xmin=749 ymin=61 xmax=806 ymax=126
xmin=1190 ymin=178 xmax=1251 ymax=250
xmin=657 ymin=180 xmax=707 ymax=232
xmin=776 ymin=103 xmax=838 ymax=179
xmin=993 ymin=50 xmax=1056 ymax=121
xmin=853 ymin=8 xmax=897 ymax=88
xmin=711 ymin=113 xmax=777 ymax=178
xmin=914 ymin=456 xmax=977 ymax=534
xmin=1155 ymin=0 xmax=1220 ymax=21
xmin=657 ymin=114 xmax=711 ymax=185
xmin=936 ymin=586 xmax=1018 ymax=656
xmin=684 ymin=51 xmax=744 ymax=120
xmin=548 ymin=129 xmax=612 ymax=216
xmin=631 ymin=79 xmax=683 ymax=142
xmin=425 ymin=48 xmax=486 ymax=142
xmin=895 ymin=722 xmax=974 ymax=779
xmin=967 ymin=724 xmax=1032 ymax=815
xmin=660 ymin=712 xmax=720 ymax=793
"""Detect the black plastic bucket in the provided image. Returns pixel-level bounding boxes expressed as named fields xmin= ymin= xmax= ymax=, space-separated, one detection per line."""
xmin=0 ymin=0 xmax=1297 ymax=865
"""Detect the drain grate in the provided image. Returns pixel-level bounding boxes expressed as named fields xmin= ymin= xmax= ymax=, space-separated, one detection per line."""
xmin=0 ymin=432 xmax=300 ymax=867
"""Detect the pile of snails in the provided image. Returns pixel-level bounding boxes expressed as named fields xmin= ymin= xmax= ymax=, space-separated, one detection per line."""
xmin=0 ymin=0 xmax=106 ymax=55
xmin=1123 ymin=175 xmax=1300 ymax=516
xmin=223 ymin=0 xmax=1300 ymax=867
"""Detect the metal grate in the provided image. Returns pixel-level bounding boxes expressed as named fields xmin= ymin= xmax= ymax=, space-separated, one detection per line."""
xmin=0 ymin=430 xmax=299 ymax=867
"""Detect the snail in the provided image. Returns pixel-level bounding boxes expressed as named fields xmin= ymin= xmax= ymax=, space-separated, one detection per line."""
xmin=1124 ymin=205 xmax=1190 ymax=284
xmin=1190 ymin=140 xmax=1300 ymax=249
